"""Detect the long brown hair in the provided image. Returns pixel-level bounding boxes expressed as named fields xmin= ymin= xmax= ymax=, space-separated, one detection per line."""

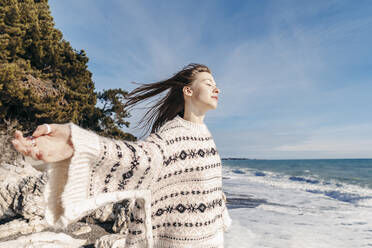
xmin=124 ymin=63 xmax=211 ymax=136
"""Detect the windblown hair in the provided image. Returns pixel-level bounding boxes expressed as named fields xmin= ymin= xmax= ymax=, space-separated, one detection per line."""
xmin=124 ymin=63 xmax=211 ymax=136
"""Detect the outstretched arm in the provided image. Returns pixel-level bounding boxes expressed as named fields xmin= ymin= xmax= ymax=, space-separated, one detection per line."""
xmin=12 ymin=123 xmax=166 ymax=234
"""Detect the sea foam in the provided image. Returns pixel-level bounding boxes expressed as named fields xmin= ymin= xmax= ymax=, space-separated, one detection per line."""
xmin=223 ymin=165 xmax=372 ymax=248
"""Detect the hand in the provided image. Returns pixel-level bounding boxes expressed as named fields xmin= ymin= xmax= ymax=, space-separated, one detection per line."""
xmin=11 ymin=124 xmax=74 ymax=163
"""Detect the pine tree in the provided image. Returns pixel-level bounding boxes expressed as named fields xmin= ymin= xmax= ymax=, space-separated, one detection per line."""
xmin=86 ymin=88 xmax=136 ymax=141
xmin=0 ymin=0 xmax=135 ymax=140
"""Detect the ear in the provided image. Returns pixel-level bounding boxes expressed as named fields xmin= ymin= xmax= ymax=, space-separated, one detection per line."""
xmin=183 ymin=86 xmax=193 ymax=97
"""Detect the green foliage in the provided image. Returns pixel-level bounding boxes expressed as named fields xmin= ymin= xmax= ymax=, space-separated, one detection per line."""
xmin=0 ymin=0 xmax=135 ymax=140
xmin=85 ymin=88 xmax=136 ymax=141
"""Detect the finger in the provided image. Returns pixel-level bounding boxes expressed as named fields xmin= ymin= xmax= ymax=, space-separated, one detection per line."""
xmin=14 ymin=130 xmax=24 ymax=139
xmin=14 ymin=130 xmax=29 ymax=144
xmin=12 ymin=131 xmax=38 ymax=158
xmin=12 ymin=139 xmax=30 ymax=156
xmin=36 ymin=150 xmax=44 ymax=161
xmin=30 ymin=146 xmax=41 ymax=161
xmin=15 ymin=133 xmax=34 ymax=151
xmin=32 ymin=124 xmax=52 ymax=138
xmin=31 ymin=147 xmax=46 ymax=162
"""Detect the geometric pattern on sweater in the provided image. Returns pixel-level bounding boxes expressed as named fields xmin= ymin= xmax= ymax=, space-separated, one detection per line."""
xmin=128 ymin=212 xmax=224 ymax=234
xmin=119 ymin=116 xmax=229 ymax=247
xmin=88 ymin=132 xmax=166 ymax=197
xmin=151 ymin=186 xmax=222 ymax=207
xmin=155 ymin=162 xmax=221 ymax=183
xmin=165 ymin=135 xmax=212 ymax=145
xmin=151 ymin=197 xmax=224 ymax=218
xmin=44 ymin=114 xmax=232 ymax=248
xmin=163 ymin=146 xmax=218 ymax=167
xmin=155 ymin=212 xmax=223 ymax=230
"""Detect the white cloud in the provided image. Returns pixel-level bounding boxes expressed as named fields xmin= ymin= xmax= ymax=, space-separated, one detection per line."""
xmin=214 ymin=122 xmax=372 ymax=159
xmin=274 ymin=124 xmax=372 ymax=158
xmin=49 ymin=1 xmax=372 ymax=159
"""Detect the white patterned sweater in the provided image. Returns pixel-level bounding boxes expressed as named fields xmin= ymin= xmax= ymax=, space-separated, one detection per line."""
xmin=44 ymin=115 xmax=232 ymax=248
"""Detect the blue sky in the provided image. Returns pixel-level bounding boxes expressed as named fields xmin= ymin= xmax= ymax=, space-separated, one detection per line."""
xmin=49 ymin=0 xmax=372 ymax=159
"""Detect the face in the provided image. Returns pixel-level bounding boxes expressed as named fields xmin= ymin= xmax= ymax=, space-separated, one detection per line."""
xmin=184 ymin=72 xmax=220 ymax=112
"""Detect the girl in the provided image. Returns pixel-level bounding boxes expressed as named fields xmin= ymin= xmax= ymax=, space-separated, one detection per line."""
xmin=12 ymin=63 xmax=232 ymax=248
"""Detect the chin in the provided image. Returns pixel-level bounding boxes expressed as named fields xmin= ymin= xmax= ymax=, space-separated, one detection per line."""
xmin=201 ymin=102 xmax=217 ymax=111
xmin=209 ymin=104 xmax=218 ymax=110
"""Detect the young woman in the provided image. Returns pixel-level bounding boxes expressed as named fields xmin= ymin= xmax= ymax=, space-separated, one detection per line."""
xmin=12 ymin=63 xmax=232 ymax=248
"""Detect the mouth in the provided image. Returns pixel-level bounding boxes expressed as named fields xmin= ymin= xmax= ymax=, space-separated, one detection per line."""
xmin=211 ymin=96 xmax=218 ymax=100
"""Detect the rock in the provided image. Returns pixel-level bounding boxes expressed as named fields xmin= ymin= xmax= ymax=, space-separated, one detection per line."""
xmin=72 ymin=224 xmax=91 ymax=236
xmin=0 ymin=217 xmax=48 ymax=239
xmin=86 ymin=203 xmax=116 ymax=223
xmin=0 ymin=231 xmax=86 ymax=248
xmin=94 ymin=234 xmax=126 ymax=248
xmin=0 ymin=162 xmax=132 ymax=239
xmin=0 ymin=163 xmax=46 ymax=221
xmin=112 ymin=201 xmax=131 ymax=234
xmin=84 ymin=199 xmax=132 ymax=234
xmin=0 ymin=162 xmax=122 ymax=224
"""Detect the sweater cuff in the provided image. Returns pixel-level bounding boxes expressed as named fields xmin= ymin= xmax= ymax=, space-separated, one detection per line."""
xmin=222 ymin=192 xmax=232 ymax=232
xmin=222 ymin=206 xmax=232 ymax=232
xmin=44 ymin=123 xmax=100 ymax=227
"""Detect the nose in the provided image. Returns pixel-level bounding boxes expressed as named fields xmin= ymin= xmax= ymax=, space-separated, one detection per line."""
xmin=213 ymin=87 xmax=220 ymax=94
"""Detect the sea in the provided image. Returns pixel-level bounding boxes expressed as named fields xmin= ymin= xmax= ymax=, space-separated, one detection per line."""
xmin=222 ymin=159 xmax=372 ymax=248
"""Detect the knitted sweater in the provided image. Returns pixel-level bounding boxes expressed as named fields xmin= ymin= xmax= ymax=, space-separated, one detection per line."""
xmin=44 ymin=115 xmax=232 ymax=248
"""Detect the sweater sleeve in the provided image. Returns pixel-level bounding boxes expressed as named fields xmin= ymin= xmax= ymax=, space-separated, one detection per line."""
xmin=44 ymin=123 xmax=166 ymax=231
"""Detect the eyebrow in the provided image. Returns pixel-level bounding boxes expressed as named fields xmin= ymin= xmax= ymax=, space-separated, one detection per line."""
xmin=202 ymin=78 xmax=217 ymax=87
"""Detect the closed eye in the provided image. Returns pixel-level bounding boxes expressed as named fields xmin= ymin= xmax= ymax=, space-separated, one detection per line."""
xmin=203 ymin=79 xmax=217 ymax=87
